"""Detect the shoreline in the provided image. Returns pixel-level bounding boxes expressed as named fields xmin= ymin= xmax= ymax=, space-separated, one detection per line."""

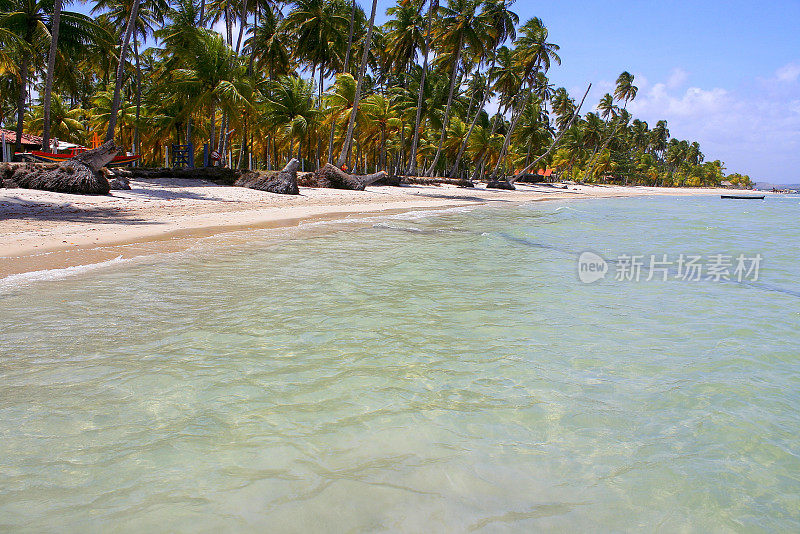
xmin=0 ymin=180 xmax=758 ymax=278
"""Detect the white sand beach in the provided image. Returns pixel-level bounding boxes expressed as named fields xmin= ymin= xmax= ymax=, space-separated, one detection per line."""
xmin=0 ymin=180 xmax=748 ymax=277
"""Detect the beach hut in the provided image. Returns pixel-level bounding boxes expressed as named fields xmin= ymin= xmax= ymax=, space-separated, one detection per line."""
xmin=0 ymin=129 xmax=44 ymax=161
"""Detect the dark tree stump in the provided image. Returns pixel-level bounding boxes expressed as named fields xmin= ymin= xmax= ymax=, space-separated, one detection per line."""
xmin=7 ymin=141 xmax=118 ymax=195
xmin=234 ymin=159 xmax=300 ymax=195
xmin=486 ymin=179 xmax=516 ymax=190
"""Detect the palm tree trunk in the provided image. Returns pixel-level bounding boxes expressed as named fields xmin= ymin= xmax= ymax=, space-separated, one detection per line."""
xmin=209 ymin=108 xmax=216 ymax=165
xmin=41 ymin=0 xmax=62 ymax=152
xmin=583 ymin=105 xmax=627 ymax=182
xmin=336 ymin=0 xmax=378 ymax=168
xmin=425 ymin=34 xmax=464 ymax=177
xmin=343 ymin=0 xmax=356 ymax=73
xmin=235 ymin=0 xmax=249 ymax=55
xmin=492 ymin=85 xmax=532 ymax=177
xmin=449 ymin=58 xmax=496 ymax=177
xmin=407 ymin=0 xmax=436 ymax=176
xmin=512 ymin=83 xmax=591 ymax=182
xmin=106 ymin=0 xmax=140 ymax=143
xmin=133 ymin=37 xmax=142 ymax=156
xmin=14 ymin=52 xmax=29 ymax=155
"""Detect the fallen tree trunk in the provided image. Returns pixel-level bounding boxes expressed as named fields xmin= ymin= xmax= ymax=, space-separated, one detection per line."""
xmin=486 ymin=179 xmax=515 ymax=190
xmin=234 ymin=158 xmax=300 ymax=195
xmin=304 ymin=163 xmax=387 ymax=191
xmin=115 ymin=166 xmax=246 ymax=185
xmin=3 ymin=141 xmax=118 ymax=195
xmin=400 ymin=176 xmax=474 ymax=188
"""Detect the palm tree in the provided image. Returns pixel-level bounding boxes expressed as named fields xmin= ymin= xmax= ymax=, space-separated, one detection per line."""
xmin=360 ymin=92 xmax=400 ymax=170
xmin=92 ymin=87 xmax=138 ymax=149
xmin=244 ymin=2 xmax=290 ymax=77
xmin=39 ymin=0 xmax=59 ymax=151
xmin=407 ymin=0 xmax=437 ymax=175
xmin=425 ymin=0 xmax=489 ymax=176
xmin=0 ymin=0 xmax=101 ymax=152
xmin=583 ymin=71 xmax=638 ymax=180
xmin=492 ymin=16 xmax=560 ymax=177
xmin=323 ymin=72 xmax=356 ymax=160
xmin=28 ymin=93 xmax=85 ymax=143
xmin=448 ymin=0 xmax=517 ymax=177
xmin=336 ymin=0 xmax=377 ymax=167
xmin=94 ymin=0 xmax=168 ymax=154
xmin=106 ymin=0 xmax=140 ymax=142
xmin=383 ymin=0 xmax=425 ymax=79
xmin=262 ymin=75 xmax=316 ymax=162
xmin=283 ymin=0 xmax=348 ymax=98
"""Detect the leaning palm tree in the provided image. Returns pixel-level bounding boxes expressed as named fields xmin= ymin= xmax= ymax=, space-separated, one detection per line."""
xmin=448 ymin=0 xmax=518 ymax=177
xmin=425 ymin=0 xmax=489 ymax=176
xmin=492 ymin=16 xmax=560 ymax=177
xmin=94 ymin=0 xmax=169 ymax=154
xmin=106 ymin=0 xmax=140 ymax=142
xmin=336 ymin=0 xmax=377 ymax=168
xmin=406 ymin=0 xmax=437 ymax=176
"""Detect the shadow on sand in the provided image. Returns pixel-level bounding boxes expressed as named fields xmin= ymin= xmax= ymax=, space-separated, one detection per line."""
xmin=0 ymin=196 xmax=159 ymax=225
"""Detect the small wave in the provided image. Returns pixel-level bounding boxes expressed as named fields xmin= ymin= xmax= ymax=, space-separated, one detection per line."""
xmin=0 ymin=255 xmax=128 ymax=292
xmin=372 ymin=223 xmax=429 ymax=233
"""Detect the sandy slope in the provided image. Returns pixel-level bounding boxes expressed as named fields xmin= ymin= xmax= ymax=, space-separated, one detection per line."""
xmin=0 ymin=178 xmax=744 ymax=277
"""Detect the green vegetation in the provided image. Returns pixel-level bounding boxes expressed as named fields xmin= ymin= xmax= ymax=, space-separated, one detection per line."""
xmin=0 ymin=0 xmax=752 ymax=186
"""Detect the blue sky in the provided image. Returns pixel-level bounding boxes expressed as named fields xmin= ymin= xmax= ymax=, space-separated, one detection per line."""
xmin=79 ymin=0 xmax=800 ymax=183
xmin=503 ymin=0 xmax=800 ymax=184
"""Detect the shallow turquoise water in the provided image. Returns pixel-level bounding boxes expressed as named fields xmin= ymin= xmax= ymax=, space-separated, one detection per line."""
xmin=1 ymin=195 xmax=799 ymax=532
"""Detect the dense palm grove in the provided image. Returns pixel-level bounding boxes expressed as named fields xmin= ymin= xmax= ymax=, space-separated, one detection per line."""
xmin=0 ymin=0 xmax=752 ymax=187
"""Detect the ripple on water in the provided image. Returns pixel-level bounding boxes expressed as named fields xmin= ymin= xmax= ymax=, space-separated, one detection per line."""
xmin=1 ymin=195 xmax=799 ymax=531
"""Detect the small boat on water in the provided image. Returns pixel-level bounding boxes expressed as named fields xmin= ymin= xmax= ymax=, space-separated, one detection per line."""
xmin=721 ymin=194 xmax=765 ymax=200
xmin=29 ymin=147 xmax=141 ymax=167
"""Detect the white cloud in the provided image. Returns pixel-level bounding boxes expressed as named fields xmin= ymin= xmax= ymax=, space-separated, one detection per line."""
xmin=626 ymin=74 xmax=800 ymax=183
xmin=666 ymin=68 xmax=688 ymax=89
xmin=632 ymin=84 xmax=731 ymax=117
xmin=775 ymin=63 xmax=800 ymax=84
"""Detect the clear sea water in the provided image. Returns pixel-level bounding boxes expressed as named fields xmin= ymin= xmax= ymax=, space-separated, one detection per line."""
xmin=1 ymin=195 xmax=798 ymax=532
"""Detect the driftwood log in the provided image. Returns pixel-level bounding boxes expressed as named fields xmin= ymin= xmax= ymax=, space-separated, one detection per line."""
xmin=304 ymin=163 xmax=387 ymax=191
xmin=401 ymin=176 xmax=474 ymax=188
xmin=3 ymin=142 xmax=119 ymax=194
xmin=234 ymin=159 xmax=300 ymax=195
xmin=115 ymin=166 xmax=246 ymax=185
xmin=108 ymin=175 xmax=131 ymax=190
xmin=486 ymin=179 xmax=516 ymax=190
